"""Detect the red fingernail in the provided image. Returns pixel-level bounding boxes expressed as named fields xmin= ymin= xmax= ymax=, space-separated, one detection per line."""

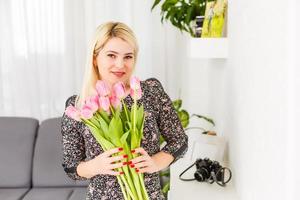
xmin=135 ymin=169 xmax=139 ymax=173
xmin=123 ymin=162 xmax=128 ymax=165
xmin=118 ymin=147 xmax=123 ymax=151
xmin=128 ymin=161 xmax=133 ymax=165
xmin=131 ymin=150 xmax=135 ymax=153
xmin=123 ymin=154 xmax=128 ymax=158
xmin=120 ymin=172 xmax=124 ymax=175
xmin=130 ymin=164 xmax=135 ymax=168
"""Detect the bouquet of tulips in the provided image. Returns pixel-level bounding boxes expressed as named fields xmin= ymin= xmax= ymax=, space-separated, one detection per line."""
xmin=65 ymin=76 xmax=149 ymax=200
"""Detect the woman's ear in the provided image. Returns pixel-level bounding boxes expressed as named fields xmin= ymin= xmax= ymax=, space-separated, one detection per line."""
xmin=93 ymin=56 xmax=97 ymax=68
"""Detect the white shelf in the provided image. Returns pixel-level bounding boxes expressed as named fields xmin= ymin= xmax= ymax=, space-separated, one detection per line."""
xmin=169 ymin=157 xmax=238 ymax=200
xmin=188 ymin=38 xmax=228 ymax=59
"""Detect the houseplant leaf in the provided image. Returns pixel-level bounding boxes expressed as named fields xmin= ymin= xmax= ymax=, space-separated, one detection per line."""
xmin=178 ymin=109 xmax=189 ymax=128
xmin=192 ymin=114 xmax=215 ymax=126
xmin=151 ymin=0 xmax=162 ymax=10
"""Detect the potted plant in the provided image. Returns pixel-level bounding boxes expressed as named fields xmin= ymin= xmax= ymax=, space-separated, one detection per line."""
xmin=151 ymin=0 xmax=216 ymax=37
xmin=173 ymin=99 xmax=215 ymax=134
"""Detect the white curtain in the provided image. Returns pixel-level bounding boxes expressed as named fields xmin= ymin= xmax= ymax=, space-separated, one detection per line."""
xmin=0 ymin=0 xmax=187 ymax=121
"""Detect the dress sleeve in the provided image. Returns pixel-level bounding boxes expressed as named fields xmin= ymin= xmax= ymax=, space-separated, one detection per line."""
xmin=61 ymin=95 xmax=88 ymax=181
xmin=147 ymin=78 xmax=188 ymax=166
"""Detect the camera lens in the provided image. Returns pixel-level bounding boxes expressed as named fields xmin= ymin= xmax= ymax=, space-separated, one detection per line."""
xmin=194 ymin=167 xmax=210 ymax=182
xmin=194 ymin=171 xmax=204 ymax=181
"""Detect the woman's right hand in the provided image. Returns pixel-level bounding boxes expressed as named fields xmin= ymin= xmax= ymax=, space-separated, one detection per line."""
xmin=87 ymin=147 xmax=128 ymax=176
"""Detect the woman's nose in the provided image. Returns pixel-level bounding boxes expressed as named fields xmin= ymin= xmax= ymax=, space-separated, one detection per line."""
xmin=115 ymin=58 xmax=124 ymax=69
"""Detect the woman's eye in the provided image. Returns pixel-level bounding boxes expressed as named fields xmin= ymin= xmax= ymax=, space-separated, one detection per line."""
xmin=107 ymin=54 xmax=116 ymax=58
xmin=125 ymin=56 xmax=133 ymax=60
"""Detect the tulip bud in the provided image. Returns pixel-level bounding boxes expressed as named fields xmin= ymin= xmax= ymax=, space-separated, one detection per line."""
xmin=99 ymin=96 xmax=111 ymax=112
xmin=113 ymin=82 xmax=126 ymax=99
xmin=65 ymin=105 xmax=81 ymax=121
xmin=96 ymin=80 xmax=111 ymax=97
xmin=130 ymin=76 xmax=141 ymax=90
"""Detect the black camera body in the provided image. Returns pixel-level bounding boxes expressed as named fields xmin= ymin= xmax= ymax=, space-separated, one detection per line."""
xmin=194 ymin=158 xmax=224 ymax=182
xmin=179 ymin=157 xmax=232 ymax=186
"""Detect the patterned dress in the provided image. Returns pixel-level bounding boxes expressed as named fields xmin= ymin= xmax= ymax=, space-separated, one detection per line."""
xmin=61 ymin=78 xmax=188 ymax=200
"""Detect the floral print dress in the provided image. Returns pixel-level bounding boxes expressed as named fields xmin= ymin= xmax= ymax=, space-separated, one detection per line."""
xmin=61 ymin=78 xmax=188 ymax=200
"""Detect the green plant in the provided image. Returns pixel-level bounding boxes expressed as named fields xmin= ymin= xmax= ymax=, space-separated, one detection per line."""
xmin=151 ymin=0 xmax=215 ymax=37
xmin=172 ymin=99 xmax=215 ymax=133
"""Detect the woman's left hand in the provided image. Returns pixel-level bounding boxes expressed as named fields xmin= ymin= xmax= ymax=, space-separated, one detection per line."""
xmin=129 ymin=147 xmax=160 ymax=174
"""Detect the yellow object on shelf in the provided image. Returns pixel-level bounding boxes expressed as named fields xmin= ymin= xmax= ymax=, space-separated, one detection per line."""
xmin=201 ymin=0 xmax=228 ymax=38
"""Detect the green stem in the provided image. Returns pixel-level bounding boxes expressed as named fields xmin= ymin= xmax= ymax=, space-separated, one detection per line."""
xmin=110 ymin=105 xmax=115 ymax=116
xmin=129 ymin=153 xmax=144 ymax=200
xmin=82 ymin=119 xmax=97 ymax=129
xmin=121 ymin=99 xmax=130 ymax=122
xmin=123 ymin=147 xmax=139 ymax=199
xmin=133 ymin=92 xmax=137 ymax=141
xmin=119 ymin=172 xmax=136 ymax=200
xmin=117 ymin=176 xmax=129 ymax=200
xmin=138 ymin=173 xmax=150 ymax=200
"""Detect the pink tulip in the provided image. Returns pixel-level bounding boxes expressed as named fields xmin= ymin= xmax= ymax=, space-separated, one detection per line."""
xmin=99 ymin=96 xmax=111 ymax=112
xmin=110 ymin=92 xmax=122 ymax=109
xmin=85 ymin=95 xmax=99 ymax=113
xmin=130 ymin=87 xmax=142 ymax=100
xmin=113 ymin=82 xmax=126 ymax=99
xmin=96 ymin=80 xmax=110 ymax=97
xmin=65 ymin=105 xmax=81 ymax=121
xmin=80 ymin=105 xmax=93 ymax=119
xmin=130 ymin=76 xmax=141 ymax=90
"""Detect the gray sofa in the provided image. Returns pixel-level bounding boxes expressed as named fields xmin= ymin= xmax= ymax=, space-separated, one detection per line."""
xmin=0 ymin=117 xmax=88 ymax=200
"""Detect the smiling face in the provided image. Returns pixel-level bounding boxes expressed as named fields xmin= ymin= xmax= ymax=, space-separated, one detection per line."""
xmin=94 ymin=37 xmax=135 ymax=87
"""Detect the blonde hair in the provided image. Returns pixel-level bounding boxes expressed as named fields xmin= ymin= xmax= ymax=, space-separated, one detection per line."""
xmin=75 ymin=22 xmax=139 ymax=108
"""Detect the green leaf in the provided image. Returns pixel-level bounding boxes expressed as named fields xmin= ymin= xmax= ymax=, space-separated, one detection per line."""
xmin=120 ymin=131 xmax=130 ymax=145
xmin=161 ymin=0 xmax=177 ymax=12
xmin=159 ymin=135 xmax=165 ymax=145
xmin=130 ymin=129 xmax=139 ymax=149
xmin=162 ymin=181 xmax=170 ymax=194
xmin=165 ymin=7 xmax=175 ymax=19
xmin=120 ymin=110 xmax=127 ymax=130
xmin=109 ymin=117 xmax=123 ymax=139
xmin=174 ymin=12 xmax=183 ymax=31
xmin=99 ymin=117 xmax=110 ymax=140
xmin=125 ymin=121 xmax=132 ymax=142
xmin=151 ymin=0 xmax=162 ymax=11
xmin=170 ymin=14 xmax=179 ymax=29
xmin=172 ymin=99 xmax=182 ymax=110
xmin=185 ymin=6 xmax=194 ymax=25
xmin=123 ymin=102 xmax=131 ymax=120
xmin=89 ymin=117 xmax=101 ymax=129
xmin=86 ymin=124 xmax=114 ymax=150
xmin=136 ymin=105 xmax=144 ymax=131
xmin=178 ymin=109 xmax=189 ymax=128
xmin=159 ymin=170 xmax=170 ymax=177
xmin=192 ymin=114 xmax=215 ymax=126
xmin=99 ymin=110 xmax=110 ymax=124
xmin=139 ymin=115 xmax=145 ymax=143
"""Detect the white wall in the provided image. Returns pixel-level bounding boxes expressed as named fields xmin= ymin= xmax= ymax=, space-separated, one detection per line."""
xmin=181 ymin=0 xmax=300 ymax=199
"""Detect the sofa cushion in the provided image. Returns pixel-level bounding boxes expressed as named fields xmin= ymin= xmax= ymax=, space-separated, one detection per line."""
xmin=32 ymin=117 xmax=88 ymax=187
xmin=0 ymin=117 xmax=38 ymax=187
xmin=69 ymin=187 xmax=88 ymax=200
xmin=22 ymin=187 xmax=74 ymax=200
xmin=0 ymin=188 xmax=29 ymax=200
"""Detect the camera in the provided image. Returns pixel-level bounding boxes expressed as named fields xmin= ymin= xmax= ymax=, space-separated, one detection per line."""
xmin=179 ymin=157 xmax=232 ymax=186
xmin=194 ymin=158 xmax=224 ymax=182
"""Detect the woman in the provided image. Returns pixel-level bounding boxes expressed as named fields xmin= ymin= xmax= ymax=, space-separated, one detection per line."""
xmin=61 ymin=22 xmax=188 ymax=200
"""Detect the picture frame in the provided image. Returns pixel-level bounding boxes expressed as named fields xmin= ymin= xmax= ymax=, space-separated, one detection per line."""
xmin=190 ymin=134 xmax=226 ymax=162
